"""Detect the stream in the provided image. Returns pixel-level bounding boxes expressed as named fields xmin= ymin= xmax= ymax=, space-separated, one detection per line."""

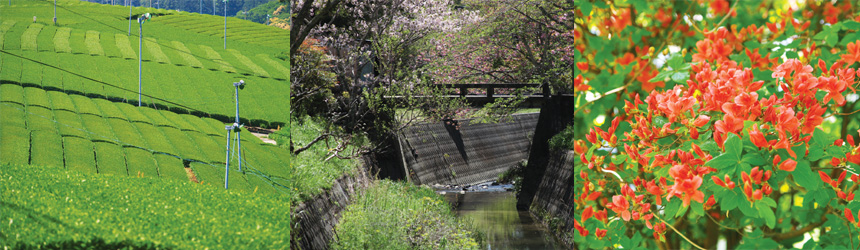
xmin=438 ymin=183 xmax=564 ymax=250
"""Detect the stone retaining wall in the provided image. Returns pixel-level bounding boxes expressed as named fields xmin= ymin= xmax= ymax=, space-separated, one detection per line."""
xmin=290 ymin=162 xmax=371 ymax=250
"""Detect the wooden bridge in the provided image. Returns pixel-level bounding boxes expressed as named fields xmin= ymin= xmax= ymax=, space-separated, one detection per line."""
xmin=385 ymin=83 xmax=551 ymax=108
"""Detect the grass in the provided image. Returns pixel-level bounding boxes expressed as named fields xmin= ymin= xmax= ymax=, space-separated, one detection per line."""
xmin=272 ymin=115 xmax=359 ymax=202
xmin=548 ymin=125 xmax=573 ymax=150
xmin=0 ymin=163 xmax=290 ymax=249
xmin=331 ymin=180 xmax=482 ymax=250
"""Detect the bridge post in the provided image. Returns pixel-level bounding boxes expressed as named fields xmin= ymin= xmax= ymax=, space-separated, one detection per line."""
xmin=487 ymin=86 xmax=494 ymax=98
xmin=542 ymin=83 xmax=550 ymax=99
xmin=460 ymin=86 xmax=467 ymax=97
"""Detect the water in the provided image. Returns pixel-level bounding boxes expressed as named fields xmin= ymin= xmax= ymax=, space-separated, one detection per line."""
xmin=441 ymin=190 xmax=564 ymax=250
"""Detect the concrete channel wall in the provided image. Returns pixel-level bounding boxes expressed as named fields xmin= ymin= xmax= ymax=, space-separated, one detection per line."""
xmin=399 ymin=113 xmax=539 ymax=186
xmin=530 ymin=150 xmax=574 ymax=248
xmin=290 ymin=162 xmax=372 ymax=250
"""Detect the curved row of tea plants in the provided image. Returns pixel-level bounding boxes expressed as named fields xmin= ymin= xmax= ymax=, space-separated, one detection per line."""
xmin=0 ymin=83 xmax=290 ymax=194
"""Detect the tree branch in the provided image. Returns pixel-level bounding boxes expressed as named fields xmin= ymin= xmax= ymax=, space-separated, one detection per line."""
xmin=770 ymin=215 xmax=828 ymax=241
xmin=292 ymin=133 xmax=331 ymax=155
xmin=650 ymin=209 xmax=706 ymax=250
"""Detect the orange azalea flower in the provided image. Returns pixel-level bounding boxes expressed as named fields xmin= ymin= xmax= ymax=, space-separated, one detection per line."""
xmin=841 ymin=42 xmax=860 ymax=66
xmin=617 ymin=52 xmax=636 ymax=66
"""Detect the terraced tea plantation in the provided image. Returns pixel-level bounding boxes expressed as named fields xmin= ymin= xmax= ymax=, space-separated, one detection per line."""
xmin=1 ymin=0 xmax=290 ymax=189
xmin=0 ymin=0 xmax=289 ymax=127
xmin=0 ymin=71 xmax=290 ymax=192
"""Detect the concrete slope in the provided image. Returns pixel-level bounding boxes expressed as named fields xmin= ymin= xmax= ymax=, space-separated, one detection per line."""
xmin=400 ymin=113 xmax=539 ymax=185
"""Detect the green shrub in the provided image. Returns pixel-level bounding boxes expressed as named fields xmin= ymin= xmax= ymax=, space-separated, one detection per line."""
xmin=227 ymin=49 xmax=269 ymax=78
xmin=199 ymin=45 xmax=236 ymax=73
xmin=332 ymin=180 xmax=482 ymax=250
xmin=54 ymin=110 xmax=89 ymax=138
xmin=0 ymin=84 xmax=26 ymax=105
xmin=92 ymin=98 xmax=126 ymax=120
xmin=547 ymin=125 xmax=573 ymax=151
xmin=0 ymin=163 xmax=290 ymax=249
xmin=53 ymin=27 xmax=72 ymax=53
xmin=2 ymin=20 xmax=25 ymax=50
xmin=19 ymin=51 xmax=42 ymax=85
xmin=153 ymin=153 xmax=188 ymax=180
xmin=25 ymin=105 xmax=57 ymax=132
xmin=28 ymin=130 xmax=64 ymax=168
xmin=170 ymin=41 xmax=203 ymax=68
xmin=106 ymin=118 xmax=147 ymax=146
xmin=0 ymin=21 xmax=18 ymax=49
xmin=68 ymin=29 xmax=88 ymax=54
xmin=93 ymin=142 xmax=128 ymax=176
xmin=98 ymin=30 xmax=121 ymax=58
xmin=35 ymin=24 xmax=55 ymax=52
xmin=256 ymin=54 xmax=289 ymax=80
xmin=135 ymin=123 xmax=178 ymax=155
xmin=0 ymin=104 xmax=26 ymax=128
xmin=114 ymin=33 xmax=136 ymax=59
xmin=0 ymin=126 xmax=30 ymax=166
xmin=188 ymin=161 xmax=224 ymax=187
xmin=69 ymin=94 xmax=102 ymax=116
xmin=63 ymin=136 xmax=98 ymax=173
xmin=48 ymin=90 xmax=76 ymax=112
xmin=85 ymin=30 xmax=105 ymax=56
xmin=124 ymin=147 xmax=160 ymax=178
xmin=144 ymin=37 xmax=172 ymax=64
xmin=21 ymin=23 xmax=43 ymax=51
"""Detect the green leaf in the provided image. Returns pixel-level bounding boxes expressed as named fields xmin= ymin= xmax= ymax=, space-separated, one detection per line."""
xmin=675 ymin=201 xmax=689 ymax=218
xmin=741 ymin=153 xmax=766 ymax=166
xmin=808 ymin=144 xmax=824 ymax=161
xmin=841 ymin=32 xmax=859 ymax=46
xmin=793 ymin=161 xmax=820 ymax=191
xmin=828 ymin=146 xmax=847 ymax=158
xmin=671 ymin=72 xmax=688 ymax=82
xmin=844 ymin=21 xmax=860 ymax=30
xmin=743 ymin=41 xmax=761 ymax=49
xmin=611 ymin=154 xmax=628 ymax=164
xmin=706 ymin=153 xmax=739 ymax=170
xmin=664 ymin=198 xmax=681 ymax=219
xmin=761 ymin=197 xmax=777 ymax=208
xmin=726 ymin=133 xmax=743 ymax=157
xmin=813 ymin=128 xmax=833 ymax=146
xmin=578 ymin=0 xmax=593 ymax=15
xmin=720 ymin=191 xmax=739 ymax=211
xmin=757 ymin=204 xmax=776 ymax=228
xmin=826 ymin=34 xmax=839 ymax=47
xmin=739 ymin=198 xmax=759 ymax=218
xmin=668 ymin=54 xmax=685 ymax=70
xmin=691 ymin=201 xmax=704 ymax=218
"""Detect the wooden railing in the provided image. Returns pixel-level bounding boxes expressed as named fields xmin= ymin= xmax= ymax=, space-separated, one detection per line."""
xmin=437 ymin=83 xmax=548 ymax=98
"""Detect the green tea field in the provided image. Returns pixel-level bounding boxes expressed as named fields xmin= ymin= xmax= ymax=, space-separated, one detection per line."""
xmin=0 ymin=1 xmax=290 ymax=248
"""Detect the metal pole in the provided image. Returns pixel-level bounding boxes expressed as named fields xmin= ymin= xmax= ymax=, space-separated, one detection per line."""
xmin=223 ymin=0 xmax=226 ymax=49
xmin=128 ymin=1 xmax=132 ymax=36
xmin=53 ymin=0 xmax=56 ymax=25
xmin=225 ymin=129 xmax=231 ymax=189
xmin=235 ymin=85 xmax=241 ymax=172
xmin=199 ymin=0 xmax=201 ymax=14
xmin=138 ymin=22 xmax=142 ymax=107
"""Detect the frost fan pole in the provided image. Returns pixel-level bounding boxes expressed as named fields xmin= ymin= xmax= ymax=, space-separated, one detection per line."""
xmin=220 ymin=0 xmax=223 ymax=49
xmin=223 ymin=80 xmax=245 ymax=189
xmin=128 ymin=0 xmax=132 ymax=36
xmin=137 ymin=13 xmax=150 ymax=107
